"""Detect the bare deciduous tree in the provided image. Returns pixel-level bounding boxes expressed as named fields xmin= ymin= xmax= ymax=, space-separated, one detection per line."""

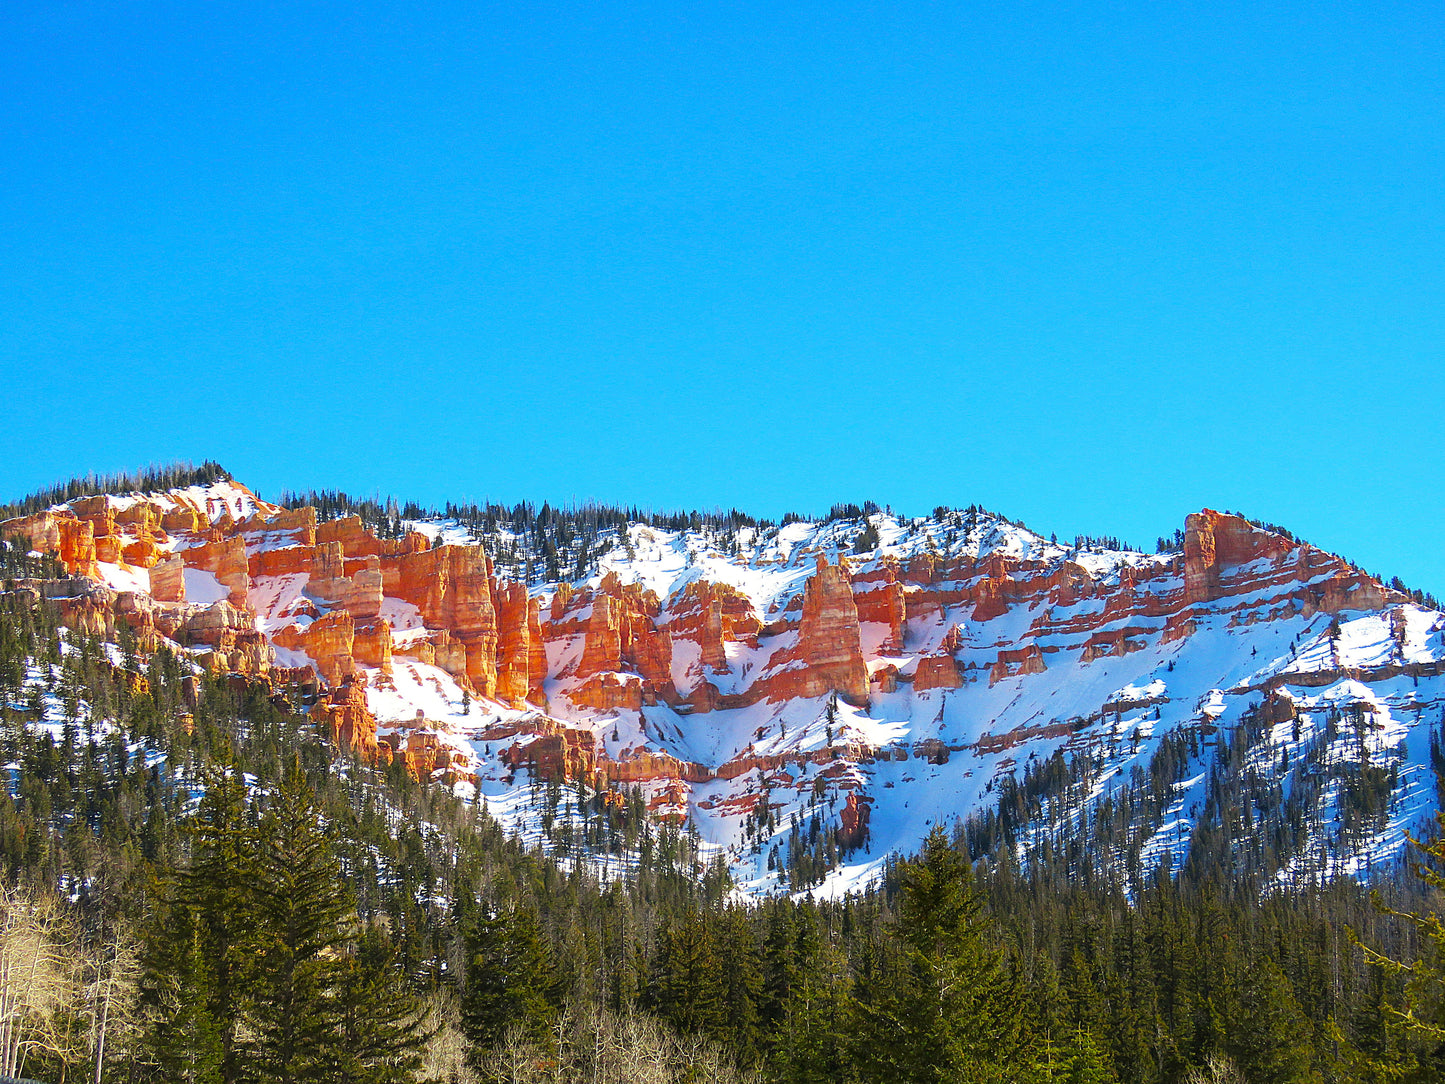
xmin=1182 ymin=1053 xmax=1248 ymax=1084
xmin=420 ymin=991 xmax=480 ymax=1084
xmin=81 ymin=927 xmax=143 ymax=1084
xmin=0 ymin=885 xmax=84 ymax=1078
xmin=478 ymin=1001 xmax=759 ymax=1084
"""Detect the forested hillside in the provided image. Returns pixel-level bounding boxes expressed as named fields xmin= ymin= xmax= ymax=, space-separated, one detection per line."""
xmin=2 ymin=541 xmax=1443 ymax=1082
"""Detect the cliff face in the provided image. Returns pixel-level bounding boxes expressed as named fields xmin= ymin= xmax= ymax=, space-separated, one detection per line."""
xmin=6 ymin=480 xmax=1434 ymax=895
xmin=495 ymin=583 xmax=544 ymax=706
xmin=5 ymin=491 xmax=1412 ymax=734
xmin=4 ymin=510 xmax=101 ymax=578
xmin=794 ymin=555 xmax=869 ymax=704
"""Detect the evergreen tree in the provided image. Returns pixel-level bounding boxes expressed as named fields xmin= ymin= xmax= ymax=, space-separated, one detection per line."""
xmin=1347 ymin=816 xmax=1445 ymax=1082
xmin=138 ymin=878 xmax=224 ymax=1084
xmin=1056 ymin=1023 xmax=1118 ymax=1084
xmin=856 ymin=827 xmax=1029 ymax=1083
xmin=181 ymin=752 xmax=260 ymax=1084
xmin=247 ymin=758 xmax=354 ymax=1083
xmin=1224 ymin=959 xmax=1320 ymax=1084
xmin=717 ymin=906 xmax=764 ymax=1060
xmin=461 ymin=903 xmax=556 ymax=1050
xmin=654 ymin=909 xmax=726 ymax=1038
xmin=334 ymin=928 xmax=430 ymax=1084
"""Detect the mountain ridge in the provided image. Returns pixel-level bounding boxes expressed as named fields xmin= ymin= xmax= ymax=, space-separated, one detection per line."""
xmin=2 ymin=470 xmax=1439 ymax=897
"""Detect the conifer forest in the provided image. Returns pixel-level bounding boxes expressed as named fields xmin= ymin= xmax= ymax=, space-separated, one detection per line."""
xmin=1 ymin=514 xmax=1443 ymax=1084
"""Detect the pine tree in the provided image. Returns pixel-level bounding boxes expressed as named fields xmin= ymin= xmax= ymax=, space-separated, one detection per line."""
xmin=1055 ymin=1023 xmax=1119 ymax=1084
xmin=461 ymin=903 xmax=556 ymax=1050
xmin=654 ymin=909 xmax=725 ymax=1038
xmin=716 ymin=907 xmax=763 ymax=1061
xmin=138 ymin=876 xmax=224 ymax=1084
xmin=334 ymin=928 xmax=430 ymax=1084
xmin=855 ymin=827 xmax=1029 ymax=1083
xmin=181 ymin=752 xmax=259 ymax=1084
xmin=247 ymin=758 xmax=354 ymax=1083
xmin=1345 ymin=816 xmax=1445 ymax=1081
xmin=1224 ymin=958 xmax=1320 ymax=1084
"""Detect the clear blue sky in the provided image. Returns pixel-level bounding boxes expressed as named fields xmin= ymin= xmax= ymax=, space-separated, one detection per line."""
xmin=1 ymin=2 xmax=1441 ymax=592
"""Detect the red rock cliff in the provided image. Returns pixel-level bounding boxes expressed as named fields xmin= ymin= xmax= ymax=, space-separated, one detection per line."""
xmin=796 ymin=554 xmax=868 ymax=704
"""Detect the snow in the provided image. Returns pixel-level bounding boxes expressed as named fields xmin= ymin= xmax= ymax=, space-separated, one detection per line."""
xmin=364 ymin=510 xmax=1445 ymax=898
xmin=183 ymin=567 xmax=231 ymax=605
xmin=250 ymin=573 xmax=314 ymax=634
xmin=96 ymin=561 xmax=150 ymax=594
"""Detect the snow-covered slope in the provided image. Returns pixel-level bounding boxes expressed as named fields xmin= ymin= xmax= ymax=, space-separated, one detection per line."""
xmin=6 ymin=482 xmax=1439 ymax=897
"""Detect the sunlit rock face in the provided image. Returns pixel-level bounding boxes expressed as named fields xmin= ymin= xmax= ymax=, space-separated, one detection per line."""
xmin=9 ymin=480 xmax=1437 ymax=896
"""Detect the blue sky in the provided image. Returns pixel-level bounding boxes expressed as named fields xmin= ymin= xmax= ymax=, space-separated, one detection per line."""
xmin=1 ymin=1 xmax=1441 ymax=592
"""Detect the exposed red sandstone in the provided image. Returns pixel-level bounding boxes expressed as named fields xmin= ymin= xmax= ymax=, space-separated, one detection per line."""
xmin=274 ymin=611 xmax=355 ymax=685
xmin=989 ymin=644 xmax=1047 ymax=685
xmin=569 ymin=672 xmax=645 ymax=713
xmin=148 ymin=556 xmax=186 ymax=603
xmin=838 ymin=791 xmax=871 ymax=850
xmin=182 ymin=602 xmax=274 ymax=675
xmin=317 ymin=676 xmax=378 ymax=758
xmin=352 ymin=619 xmax=393 ymax=674
xmin=1 ymin=511 xmax=101 ymax=578
xmin=914 ymin=653 xmax=964 ymax=691
xmin=669 ymin=580 xmax=762 ymax=677
xmin=9 ymin=484 xmax=1421 ymax=806
xmin=495 ymin=582 xmax=545 ymax=705
xmin=181 ymin=536 xmax=249 ymax=607
xmin=392 ymin=545 xmax=499 ymax=695
xmin=794 ymin=555 xmax=868 ymax=704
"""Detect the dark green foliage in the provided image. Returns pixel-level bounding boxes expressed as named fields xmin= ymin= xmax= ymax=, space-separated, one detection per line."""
xmin=335 ymin=929 xmax=430 ymax=1084
xmin=0 ymin=578 xmax=1439 ymax=1084
xmin=135 ymin=754 xmax=427 ymax=1084
xmin=138 ymin=875 xmax=226 ymax=1084
xmin=461 ymin=904 xmax=558 ymax=1049
xmin=248 ymin=760 xmax=358 ymax=1083
xmin=856 ymin=827 xmax=1029 ymax=1083
xmin=653 ymin=909 xmax=726 ymax=1038
xmin=853 ymin=520 xmax=880 ymax=553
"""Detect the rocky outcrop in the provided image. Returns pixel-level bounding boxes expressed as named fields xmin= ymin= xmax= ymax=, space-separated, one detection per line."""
xmin=795 ymin=555 xmax=868 ymax=704
xmin=392 ymin=545 xmax=500 ymax=695
xmin=183 ymin=602 xmax=274 ymax=675
xmin=1 ymin=511 xmax=100 ymax=578
xmin=569 ymin=672 xmax=645 ymax=712
xmin=669 ymin=580 xmax=761 ymax=676
xmin=989 ymin=645 xmax=1047 ymax=685
xmin=149 ymin=556 xmax=186 ymax=603
xmin=315 ymin=515 xmax=428 ymax=560
xmin=274 ymin=611 xmax=355 ymax=685
xmin=308 ymin=544 xmax=384 ymax=621
xmin=16 ymin=476 xmax=1427 ymax=867
xmin=568 ymin=574 xmax=675 ymax=701
xmin=838 ymin=791 xmax=871 ymax=850
xmin=506 ymin=727 xmax=598 ymax=785
xmin=1181 ymin=510 xmax=1389 ymax=615
xmin=577 ymin=594 xmax=626 ymax=678
xmin=352 ymin=619 xmax=393 ymax=674
xmin=317 ymin=676 xmax=378 ymax=758
xmin=914 ymin=653 xmax=963 ymax=691
xmin=853 ymin=556 xmax=906 ymax=654
xmin=969 ymin=553 xmax=1015 ymax=622
xmin=181 ymin=536 xmax=249 ymax=607
xmin=495 ymin=583 xmax=545 ymax=705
